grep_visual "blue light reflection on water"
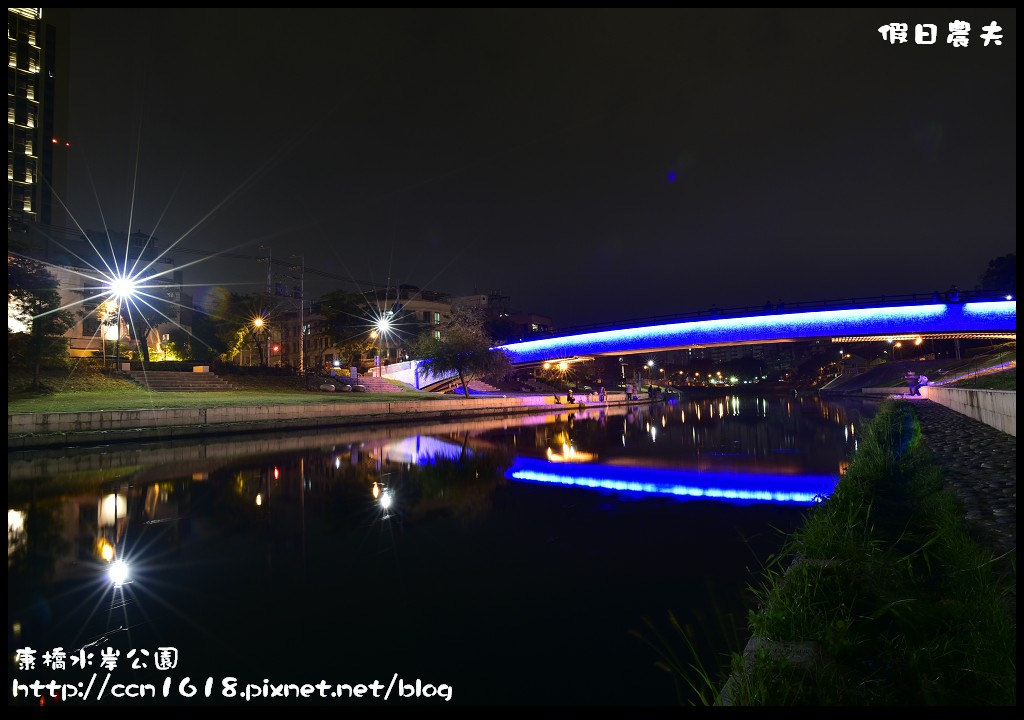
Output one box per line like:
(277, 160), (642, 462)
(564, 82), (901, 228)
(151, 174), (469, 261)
(7, 394), (875, 707)
(506, 457), (835, 506)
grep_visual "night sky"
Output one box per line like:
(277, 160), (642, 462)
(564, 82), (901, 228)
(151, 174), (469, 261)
(62, 9), (1015, 328)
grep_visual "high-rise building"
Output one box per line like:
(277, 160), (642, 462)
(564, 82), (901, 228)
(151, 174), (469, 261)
(8, 8), (70, 231)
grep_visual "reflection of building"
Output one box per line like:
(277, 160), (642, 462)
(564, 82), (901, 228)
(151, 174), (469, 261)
(7, 9), (70, 231)
(8, 483), (190, 585)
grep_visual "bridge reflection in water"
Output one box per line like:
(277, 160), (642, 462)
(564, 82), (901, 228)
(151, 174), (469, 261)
(505, 456), (836, 506)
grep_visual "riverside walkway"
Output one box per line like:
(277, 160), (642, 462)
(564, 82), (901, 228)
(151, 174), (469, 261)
(909, 398), (1016, 614)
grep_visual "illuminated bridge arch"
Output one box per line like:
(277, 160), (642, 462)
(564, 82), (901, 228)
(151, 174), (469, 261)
(496, 300), (1016, 366)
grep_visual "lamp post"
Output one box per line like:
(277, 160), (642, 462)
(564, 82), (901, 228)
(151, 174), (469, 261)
(109, 276), (136, 372)
(287, 254), (305, 373)
(646, 359), (654, 387)
(252, 316), (268, 366)
(372, 315), (392, 377)
(114, 299), (122, 371)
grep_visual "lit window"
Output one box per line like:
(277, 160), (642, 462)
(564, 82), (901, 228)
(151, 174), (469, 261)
(434, 312), (441, 324)
(434, 330), (441, 340)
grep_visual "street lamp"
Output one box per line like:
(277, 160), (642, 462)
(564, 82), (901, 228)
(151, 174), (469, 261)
(646, 359), (654, 386)
(107, 275), (137, 372)
(372, 315), (392, 376)
(251, 316), (268, 366)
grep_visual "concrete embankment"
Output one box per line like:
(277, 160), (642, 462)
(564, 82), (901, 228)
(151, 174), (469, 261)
(8, 393), (645, 450)
(829, 386), (1016, 437)
(920, 386), (1016, 437)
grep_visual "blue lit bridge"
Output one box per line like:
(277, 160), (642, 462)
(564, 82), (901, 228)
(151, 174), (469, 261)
(497, 295), (1016, 366)
(381, 292), (1015, 389)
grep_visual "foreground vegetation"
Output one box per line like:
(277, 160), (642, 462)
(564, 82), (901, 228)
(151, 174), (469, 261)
(707, 400), (1015, 705)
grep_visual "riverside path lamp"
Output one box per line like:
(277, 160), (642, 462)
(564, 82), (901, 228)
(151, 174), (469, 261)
(107, 275), (137, 372)
(251, 316), (268, 366)
(372, 315), (393, 377)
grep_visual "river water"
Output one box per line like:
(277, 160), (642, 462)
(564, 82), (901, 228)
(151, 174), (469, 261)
(8, 394), (877, 706)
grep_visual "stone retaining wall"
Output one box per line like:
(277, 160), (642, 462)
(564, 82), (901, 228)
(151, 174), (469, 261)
(8, 394), (636, 449)
(921, 386), (1016, 436)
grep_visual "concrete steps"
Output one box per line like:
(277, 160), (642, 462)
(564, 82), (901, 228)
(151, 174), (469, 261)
(358, 376), (413, 392)
(129, 370), (237, 392)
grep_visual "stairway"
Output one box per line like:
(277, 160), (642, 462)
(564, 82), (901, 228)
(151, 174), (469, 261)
(357, 376), (413, 392)
(129, 370), (237, 392)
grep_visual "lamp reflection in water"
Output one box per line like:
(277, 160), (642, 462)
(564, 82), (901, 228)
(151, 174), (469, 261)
(108, 559), (130, 587)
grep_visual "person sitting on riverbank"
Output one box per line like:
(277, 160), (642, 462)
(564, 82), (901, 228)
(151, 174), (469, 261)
(911, 374), (929, 396)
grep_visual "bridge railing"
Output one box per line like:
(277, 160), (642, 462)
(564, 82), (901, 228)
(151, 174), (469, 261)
(512, 289), (1013, 343)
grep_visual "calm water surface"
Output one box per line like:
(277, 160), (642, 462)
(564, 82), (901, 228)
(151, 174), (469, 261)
(8, 394), (877, 706)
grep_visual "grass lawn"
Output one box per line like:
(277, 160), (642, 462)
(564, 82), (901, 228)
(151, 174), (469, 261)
(8, 368), (440, 415)
(948, 367), (1016, 391)
(870, 349), (1016, 388)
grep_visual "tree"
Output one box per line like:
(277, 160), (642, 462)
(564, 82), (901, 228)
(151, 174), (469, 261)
(414, 305), (512, 396)
(162, 328), (193, 361)
(8, 256), (76, 390)
(189, 291), (265, 364)
(976, 254), (1016, 296)
(320, 289), (375, 368)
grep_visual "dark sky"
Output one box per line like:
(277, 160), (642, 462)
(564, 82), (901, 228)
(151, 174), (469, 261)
(62, 8), (1016, 328)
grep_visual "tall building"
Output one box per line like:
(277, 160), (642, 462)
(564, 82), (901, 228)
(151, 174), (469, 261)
(8, 8), (70, 231)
